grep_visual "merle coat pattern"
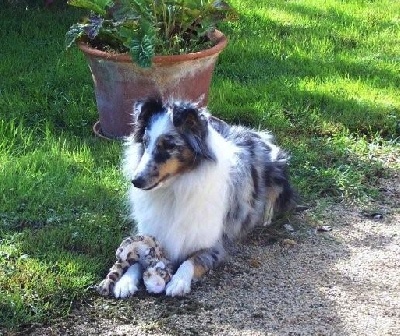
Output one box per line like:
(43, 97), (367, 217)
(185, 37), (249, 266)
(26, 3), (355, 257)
(113, 99), (294, 298)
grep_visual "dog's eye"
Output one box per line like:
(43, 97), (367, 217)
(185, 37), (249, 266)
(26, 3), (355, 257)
(164, 141), (176, 150)
(161, 137), (177, 150)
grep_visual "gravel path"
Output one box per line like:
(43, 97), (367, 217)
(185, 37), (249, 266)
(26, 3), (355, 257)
(15, 173), (400, 336)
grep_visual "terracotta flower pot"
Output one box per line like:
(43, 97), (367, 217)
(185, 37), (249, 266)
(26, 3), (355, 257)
(78, 30), (228, 139)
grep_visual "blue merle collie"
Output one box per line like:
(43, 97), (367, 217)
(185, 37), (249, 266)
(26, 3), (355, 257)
(113, 99), (294, 298)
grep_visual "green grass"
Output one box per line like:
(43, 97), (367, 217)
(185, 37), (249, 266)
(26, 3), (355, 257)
(0, 0), (399, 330)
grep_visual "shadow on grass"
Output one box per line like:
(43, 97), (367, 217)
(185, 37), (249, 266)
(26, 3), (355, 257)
(0, 5), (129, 329)
(0, 128), (132, 329)
(213, 5), (400, 138)
(0, 4), (96, 138)
(208, 4), (400, 206)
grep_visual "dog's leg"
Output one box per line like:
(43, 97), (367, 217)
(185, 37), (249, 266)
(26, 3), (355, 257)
(166, 244), (225, 297)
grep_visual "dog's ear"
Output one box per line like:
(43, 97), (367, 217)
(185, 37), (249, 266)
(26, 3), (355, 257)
(133, 99), (163, 142)
(172, 104), (208, 133)
(134, 99), (163, 124)
(172, 103), (215, 162)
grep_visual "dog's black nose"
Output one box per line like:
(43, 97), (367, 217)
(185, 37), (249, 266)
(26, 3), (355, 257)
(131, 176), (145, 189)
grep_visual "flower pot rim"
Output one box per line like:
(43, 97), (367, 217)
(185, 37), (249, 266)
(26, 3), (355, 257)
(77, 30), (228, 64)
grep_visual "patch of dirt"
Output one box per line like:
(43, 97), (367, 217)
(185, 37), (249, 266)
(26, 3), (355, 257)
(6, 173), (400, 336)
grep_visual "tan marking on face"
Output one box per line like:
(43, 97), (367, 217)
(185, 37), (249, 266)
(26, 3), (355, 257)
(158, 146), (196, 179)
(145, 146), (196, 188)
(158, 157), (185, 180)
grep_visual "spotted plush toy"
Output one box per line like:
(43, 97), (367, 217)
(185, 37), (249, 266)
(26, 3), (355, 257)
(97, 235), (173, 296)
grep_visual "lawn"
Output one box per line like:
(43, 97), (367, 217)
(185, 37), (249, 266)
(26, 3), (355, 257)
(0, 0), (399, 331)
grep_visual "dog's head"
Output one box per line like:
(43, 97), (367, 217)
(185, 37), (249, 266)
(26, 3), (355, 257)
(128, 99), (216, 190)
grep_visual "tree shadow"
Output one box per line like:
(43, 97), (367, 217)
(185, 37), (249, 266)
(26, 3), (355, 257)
(212, 5), (400, 138)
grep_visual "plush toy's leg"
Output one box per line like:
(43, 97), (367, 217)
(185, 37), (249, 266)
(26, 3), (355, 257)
(97, 259), (130, 296)
(97, 235), (142, 297)
(166, 243), (225, 297)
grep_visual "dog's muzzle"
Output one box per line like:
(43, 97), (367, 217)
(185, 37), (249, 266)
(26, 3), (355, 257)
(131, 176), (161, 191)
(131, 176), (146, 189)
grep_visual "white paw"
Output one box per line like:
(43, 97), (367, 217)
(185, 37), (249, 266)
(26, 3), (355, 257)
(165, 260), (194, 297)
(113, 264), (141, 299)
(114, 279), (138, 298)
(165, 275), (191, 296)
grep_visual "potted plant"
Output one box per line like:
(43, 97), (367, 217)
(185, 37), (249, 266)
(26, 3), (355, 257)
(66, 0), (235, 139)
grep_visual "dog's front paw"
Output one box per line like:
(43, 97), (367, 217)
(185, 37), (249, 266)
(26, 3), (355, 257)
(114, 278), (138, 298)
(165, 260), (194, 297)
(165, 275), (191, 296)
(113, 264), (141, 299)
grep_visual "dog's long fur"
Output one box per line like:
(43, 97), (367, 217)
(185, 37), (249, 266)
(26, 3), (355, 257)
(113, 99), (294, 298)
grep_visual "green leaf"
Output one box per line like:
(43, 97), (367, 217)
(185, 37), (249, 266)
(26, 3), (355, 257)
(130, 33), (154, 68)
(65, 23), (87, 49)
(124, 20), (155, 68)
(128, 0), (154, 22)
(67, 0), (112, 15)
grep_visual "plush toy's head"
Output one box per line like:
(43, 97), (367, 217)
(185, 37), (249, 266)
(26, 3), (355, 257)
(143, 261), (172, 294)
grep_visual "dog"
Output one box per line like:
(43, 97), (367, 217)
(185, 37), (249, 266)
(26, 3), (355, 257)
(113, 99), (295, 298)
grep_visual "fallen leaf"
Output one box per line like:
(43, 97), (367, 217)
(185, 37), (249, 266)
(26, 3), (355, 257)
(249, 258), (261, 268)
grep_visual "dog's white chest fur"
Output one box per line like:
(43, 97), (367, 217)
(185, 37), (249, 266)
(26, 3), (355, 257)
(127, 129), (236, 262)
